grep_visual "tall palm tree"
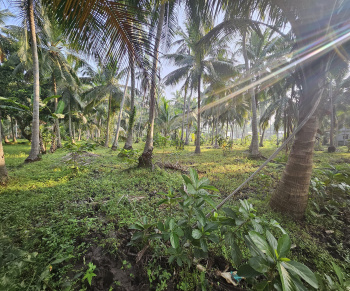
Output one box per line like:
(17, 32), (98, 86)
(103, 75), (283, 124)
(21, 0), (41, 162)
(138, 1), (166, 167)
(207, 0), (350, 218)
(164, 20), (236, 153)
(82, 64), (124, 147)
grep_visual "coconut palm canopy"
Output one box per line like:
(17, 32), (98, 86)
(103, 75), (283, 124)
(1, 1), (350, 290)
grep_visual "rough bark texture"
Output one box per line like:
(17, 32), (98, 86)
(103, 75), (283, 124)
(270, 116), (318, 218)
(195, 75), (201, 154)
(112, 70), (130, 150)
(138, 3), (165, 167)
(0, 113), (8, 184)
(124, 59), (135, 150)
(25, 0), (41, 162)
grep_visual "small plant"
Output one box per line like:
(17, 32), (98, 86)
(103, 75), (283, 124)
(82, 262), (97, 286)
(64, 139), (97, 170)
(129, 169), (319, 290)
(321, 262), (350, 290)
(118, 148), (140, 164)
(236, 230), (318, 290)
(154, 133), (169, 147)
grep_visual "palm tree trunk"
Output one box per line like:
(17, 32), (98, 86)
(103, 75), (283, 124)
(124, 59), (135, 150)
(53, 74), (62, 148)
(15, 119), (18, 139)
(259, 127), (265, 147)
(10, 116), (16, 143)
(0, 112), (8, 184)
(242, 31), (259, 157)
(50, 73), (60, 152)
(195, 74), (201, 154)
(139, 2), (166, 167)
(181, 86), (187, 142)
(328, 80), (335, 151)
(25, 0), (41, 162)
(104, 95), (112, 147)
(68, 101), (74, 142)
(185, 93), (191, 145)
(112, 69), (130, 150)
(270, 56), (327, 219)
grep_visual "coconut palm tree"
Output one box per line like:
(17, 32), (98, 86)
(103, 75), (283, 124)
(164, 19), (236, 154)
(207, 0), (350, 218)
(138, 1), (166, 167)
(82, 63), (125, 147)
(16, 0), (41, 162)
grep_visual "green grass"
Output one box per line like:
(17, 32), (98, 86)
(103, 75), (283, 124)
(1, 139), (349, 289)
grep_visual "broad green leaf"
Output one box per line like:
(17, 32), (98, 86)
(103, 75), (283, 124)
(252, 220), (264, 234)
(43, 95), (62, 104)
(255, 280), (269, 291)
(182, 174), (192, 186)
(290, 274), (308, 291)
(331, 262), (344, 283)
(266, 230), (278, 252)
(169, 219), (176, 230)
(200, 238), (208, 253)
(277, 262), (294, 291)
(277, 234), (291, 258)
(189, 168), (199, 188)
(249, 256), (270, 273)
(204, 222), (218, 232)
(207, 234), (219, 244)
(222, 207), (238, 219)
(230, 241), (243, 266)
(170, 233), (179, 249)
(129, 223), (144, 230)
(194, 208), (206, 227)
(200, 185), (219, 192)
(249, 231), (274, 258)
(192, 229), (202, 240)
(283, 261), (318, 289)
(237, 264), (261, 278)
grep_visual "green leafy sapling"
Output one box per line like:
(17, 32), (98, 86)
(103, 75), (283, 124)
(82, 262), (97, 286)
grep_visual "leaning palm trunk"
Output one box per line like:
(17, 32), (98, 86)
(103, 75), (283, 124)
(242, 31), (259, 157)
(0, 112), (8, 184)
(111, 69), (130, 150)
(25, 0), (41, 162)
(259, 127), (265, 147)
(138, 3), (165, 167)
(124, 59), (135, 150)
(195, 74), (201, 154)
(270, 55), (327, 219)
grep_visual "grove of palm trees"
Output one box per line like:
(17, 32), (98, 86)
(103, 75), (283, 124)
(1, 0), (350, 290)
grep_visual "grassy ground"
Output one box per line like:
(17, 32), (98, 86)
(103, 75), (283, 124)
(1, 139), (349, 290)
